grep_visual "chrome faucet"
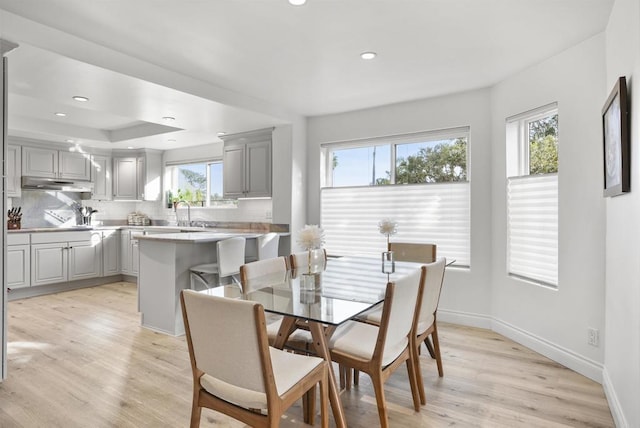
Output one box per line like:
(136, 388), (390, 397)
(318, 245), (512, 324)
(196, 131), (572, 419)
(174, 200), (191, 227)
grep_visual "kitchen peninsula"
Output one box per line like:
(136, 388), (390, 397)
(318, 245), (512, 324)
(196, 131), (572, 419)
(137, 230), (285, 336)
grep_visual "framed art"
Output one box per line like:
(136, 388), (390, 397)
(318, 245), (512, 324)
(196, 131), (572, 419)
(602, 76), (630, 197)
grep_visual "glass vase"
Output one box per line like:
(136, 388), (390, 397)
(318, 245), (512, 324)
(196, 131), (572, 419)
(382, 250), (395, 274)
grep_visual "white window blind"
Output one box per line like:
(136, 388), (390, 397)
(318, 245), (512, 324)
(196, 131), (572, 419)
(321, 182), (470, 266)
(507, 174), (558, 286)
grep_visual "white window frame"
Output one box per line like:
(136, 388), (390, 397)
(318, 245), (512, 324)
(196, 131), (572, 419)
(320, 127), (471, 267)
(506, 103), (558, 288)
(321, 126), (470, 187)
(164, 159), (235, 208)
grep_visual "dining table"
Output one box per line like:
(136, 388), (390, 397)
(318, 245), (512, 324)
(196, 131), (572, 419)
(200, 255), (424, 428)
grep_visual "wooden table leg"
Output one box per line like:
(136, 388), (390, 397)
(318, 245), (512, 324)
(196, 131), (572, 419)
(272, 316), (297, 350)
(308, 321), (347, 428)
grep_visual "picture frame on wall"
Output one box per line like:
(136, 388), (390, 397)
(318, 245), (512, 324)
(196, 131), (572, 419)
(602, 76), (630, 197)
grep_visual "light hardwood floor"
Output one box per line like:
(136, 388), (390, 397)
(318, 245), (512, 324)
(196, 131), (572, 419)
(1, 282), (614, 428)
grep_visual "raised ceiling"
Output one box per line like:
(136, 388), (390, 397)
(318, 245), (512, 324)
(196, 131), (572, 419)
(0, 0), (614, 150)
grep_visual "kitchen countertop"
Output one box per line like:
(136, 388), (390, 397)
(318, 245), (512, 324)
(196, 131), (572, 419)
(8, 225), (290, 235)
(136, 231), (264, 243)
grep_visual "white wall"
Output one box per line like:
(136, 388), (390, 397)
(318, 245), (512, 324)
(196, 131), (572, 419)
(307, 89), (494, 325)
(603, 0), (640, 426)
(490, 35), (607, 381)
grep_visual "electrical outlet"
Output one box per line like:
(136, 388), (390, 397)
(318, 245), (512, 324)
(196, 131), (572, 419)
(265, 210), (272, 219)
(587, 328), (599, 347)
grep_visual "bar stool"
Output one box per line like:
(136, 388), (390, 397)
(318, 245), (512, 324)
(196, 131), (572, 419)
(257, 232), (280, 260)
(189, 237), (246, 290)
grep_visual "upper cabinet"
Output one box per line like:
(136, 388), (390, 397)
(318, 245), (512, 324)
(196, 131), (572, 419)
(222, 128), (272, 199)
(91, 154), (112, 200)
(112, 150), (161, 201)
(7, 145), (21, 197)
(22, 146), (91, 181)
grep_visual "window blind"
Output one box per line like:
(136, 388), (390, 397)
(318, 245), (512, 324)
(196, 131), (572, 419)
(507, 174), (558, 286)
(320, 182), (470, 266)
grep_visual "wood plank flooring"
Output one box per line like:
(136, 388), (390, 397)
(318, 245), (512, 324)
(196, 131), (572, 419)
(0, 282), (614, 427)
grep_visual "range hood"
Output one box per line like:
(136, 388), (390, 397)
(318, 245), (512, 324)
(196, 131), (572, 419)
(21, 176), (94, 192)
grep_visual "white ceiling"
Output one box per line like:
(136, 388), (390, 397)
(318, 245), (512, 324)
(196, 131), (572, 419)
(0, 0), (614, 150)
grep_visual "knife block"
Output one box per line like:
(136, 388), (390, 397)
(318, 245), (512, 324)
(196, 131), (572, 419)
(7, 221), (21, 230)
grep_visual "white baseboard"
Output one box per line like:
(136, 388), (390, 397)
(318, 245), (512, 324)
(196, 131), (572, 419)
(438, 309), (603, 383)
(437, 308), (492, 329)
(492, 317), (603, 383)
(602, 368), (628, 428)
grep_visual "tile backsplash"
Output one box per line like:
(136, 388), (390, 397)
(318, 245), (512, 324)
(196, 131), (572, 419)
(10, 190), (83, 228)
(10, 191), (274, 227)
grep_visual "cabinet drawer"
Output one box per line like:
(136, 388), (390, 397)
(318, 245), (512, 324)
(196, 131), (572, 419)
(8, 233), (30, 246)
(31, 231), (92, 244)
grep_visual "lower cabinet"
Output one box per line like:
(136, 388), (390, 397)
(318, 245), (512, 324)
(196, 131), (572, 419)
(102, 230), (120, 276)
(30, 231), (102, 287)
(7, 244), (30, 289)
(120, 230), (131, 274)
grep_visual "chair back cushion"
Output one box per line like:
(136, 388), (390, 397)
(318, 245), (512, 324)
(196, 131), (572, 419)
(257, 233), (280, 260)
(181, 290), (266, 395)
(380, 268), (423, 361)
(217, 237), (247, 277)
(417, 257), (446, 333)
(389, 242), (436, 263)
(240, 256), (288, 293)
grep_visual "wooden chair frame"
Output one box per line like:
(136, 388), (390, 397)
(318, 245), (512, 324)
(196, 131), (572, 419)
(330, 270), (425, 428)
(180, 291), (329, 427)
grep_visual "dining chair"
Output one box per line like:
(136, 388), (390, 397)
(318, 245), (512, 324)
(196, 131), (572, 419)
(190, 237), (246, 290)
(353, 258), (447, 402)
(180, 289), (329, 428)
(388, 242), (436, 263)
(240, 257), (314, 353)
(410, 257), (447, 404)
(290, 248), (327, 274)
(328, 267), (425, 427)
(257, 232), (280, 260)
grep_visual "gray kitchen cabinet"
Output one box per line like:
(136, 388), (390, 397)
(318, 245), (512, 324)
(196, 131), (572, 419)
(222, 129), (272, 199)
(7, 233), (30, 289)
(102, 229), (120, 276)
(22, 146), (57, 178)
(22, 146), (91, 180)
(68, 232), (102, 281)
(130, 235), (140, 276)
(112, 150), (161, 201)
(91, 155), (112, 200)
(59, 151), (92, 180)
(7, 244), (30, 289)
(113, 157), (138, 200)
(31, 242), (67, 286)
(6, 145), (21, 197)
(30, 231), (101, 286)
(119, 229), (130, 274)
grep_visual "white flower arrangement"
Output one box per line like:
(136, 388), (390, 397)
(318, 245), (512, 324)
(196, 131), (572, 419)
(297, 224), (325, 250)
(378, 218), (398, 247)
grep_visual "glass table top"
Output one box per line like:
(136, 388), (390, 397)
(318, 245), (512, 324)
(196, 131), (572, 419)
(200, 255), (423, 326)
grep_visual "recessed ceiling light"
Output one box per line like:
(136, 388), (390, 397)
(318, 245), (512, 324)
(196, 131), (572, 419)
(54, 112), (67, 117)
(162, 116), (176, 121)
(289, 0), (306, 5)
(167, 139), (176, 143)
(65, 139), (74, 143)
(127, 146), (134, 150)
(72, 96), (89, 102)
(217, 132), (226, 137)
(360, 51), (377, 60)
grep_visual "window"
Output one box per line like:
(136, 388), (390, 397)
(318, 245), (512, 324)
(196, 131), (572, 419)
(506, 104), (558, 287)
(321, 127), (470, 267)
(165, 161), (236, 207)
